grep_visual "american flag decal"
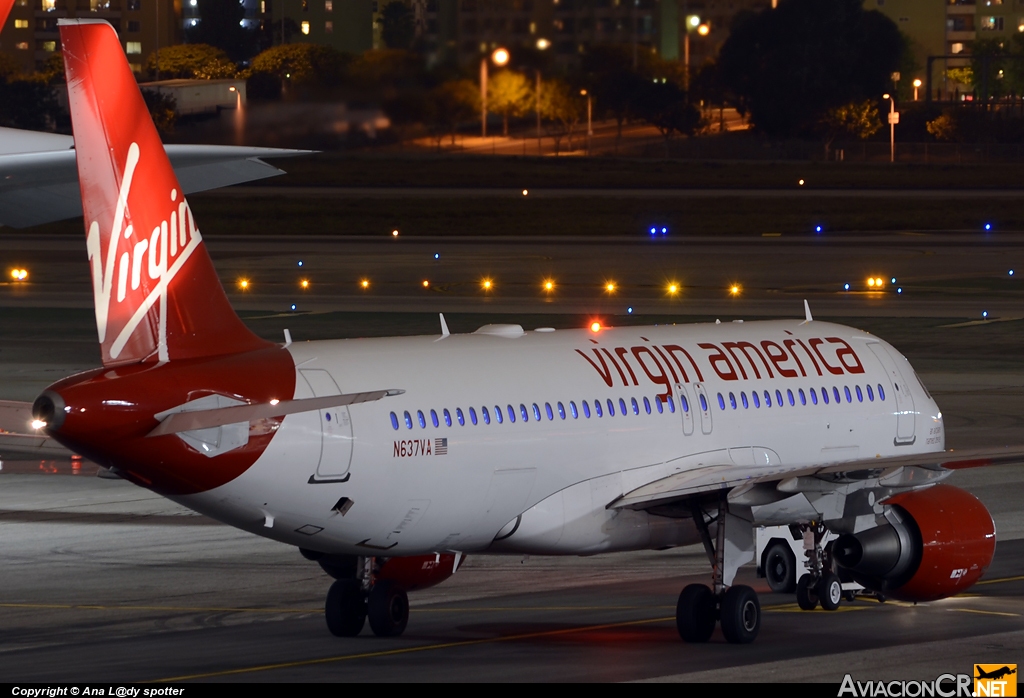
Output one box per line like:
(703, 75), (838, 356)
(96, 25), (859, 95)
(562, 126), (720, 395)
(435, 438), (448, 455)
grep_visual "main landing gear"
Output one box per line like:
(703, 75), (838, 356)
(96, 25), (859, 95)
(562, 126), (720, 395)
(794, 523), (844, 612)
(304, 551), (410, 638)
(679, 494), (761, 644)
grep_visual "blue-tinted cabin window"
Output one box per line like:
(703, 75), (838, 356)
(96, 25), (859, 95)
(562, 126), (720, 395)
(776, 390), (784, 407)
(390, 412), (399, 430)
(557, 402), (566, 419)
(878, 384), (886, 400)
(482, 406), (490, 424)
(741, 392), (749, 409)
(680, 395), (688, 412)
(810, 388), (818, 405)
(417, 410), (426, 428)
(570, 401), (578, 419)
(494, 406), (503, 424)
(821, 387), (829, 404)
(469, 407), (478, 425)
(855, 385), (863, 402)
(764, 390), (771, 407)
(643, 397), (651, 414)
(430, 409), (439, 427)
(533, 403), (542, 421)
(507, 405), (516, 423)
(798, 389), (806, 406)
(583, 400), (592, 418)
(456, 408), (466, 426)
(620, 398), (628, 415)
(833, 387), (841, 403)
(752, 391), (760, 408)
(787, 389), (795, 406)
(729, 392), (737, 409)
(404, 411), (413, 429)
(656, 397), (664, 413)
(595, 400), (603, 417)
(699, 394), (707, 412)
(844, 386), (852, 403)
(607, 399), (615, 416)
(444, 408), (452, 427)
(667, 395), (676, 413)
(520, 404), (529, 422)
(717, 393), (726, 410)
(867, 385), (874, 401)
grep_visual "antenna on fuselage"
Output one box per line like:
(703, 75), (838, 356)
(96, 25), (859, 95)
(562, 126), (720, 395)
(802, 300), (813, 324)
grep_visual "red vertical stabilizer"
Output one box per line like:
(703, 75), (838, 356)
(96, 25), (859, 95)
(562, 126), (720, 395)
(0, 0), (15, 31)
(59, 19), (271, 367)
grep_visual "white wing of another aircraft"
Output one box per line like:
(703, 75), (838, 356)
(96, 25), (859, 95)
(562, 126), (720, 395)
(0, 127), (310, 228)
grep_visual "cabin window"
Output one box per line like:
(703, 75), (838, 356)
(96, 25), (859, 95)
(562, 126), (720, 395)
(457, 408), (466, 426)
(656, 396), (664, 413)
(570, 401), (579, 418)
(763, 390), (772, 407)
(482, 406), (491, 424)
(867, 385), (874, 401)
(631, 397), (639, 415)
(787, 389), (795, 406)
(583, 400), (592, 418)
(752, 391), (760, 408)
(533, 403), (542, 421)
(729, 392), (737, 410)
(833, 387), (841, 403)
(595, 400), (603, 417)
(741, 392), (749, 409)
(844, 386), (852, 403)
(679, 395), (688, 412)
(494, 406), (503, 423)
(557, 402), (566, 419)
(605, 399), (614, 416)
(545, 403), (554, 420)
(417, 410), (426, 428)
(798, 389), (806, 406)
(430, 409), (439, 427)
(821, 387), (829, 404)
(620, 398), (629, 415)
(643, 396), (652, 414)
(390, 412), (399, 430)
(855, 385), (863, 402)
(667, 395), (676, 413)
(404, 411), (413, 429)
(444, 408), (453, 427)
(520, 404), (529, 422)
(776, 390), (784, 407)
(717, 393), (726, 410)
(878, 384), (886, 400)
(699, 394), (707, 412)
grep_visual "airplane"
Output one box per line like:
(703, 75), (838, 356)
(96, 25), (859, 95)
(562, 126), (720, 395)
(27, 18), (1024, 644)
(975, 667), (1017, 681)
(0, 0), (306, 229)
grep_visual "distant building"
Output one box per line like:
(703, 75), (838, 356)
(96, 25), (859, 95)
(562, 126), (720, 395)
(268, 0), (374, 54)
(0, 0), (181, 74)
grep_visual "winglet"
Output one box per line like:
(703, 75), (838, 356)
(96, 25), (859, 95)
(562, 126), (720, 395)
(802, 299), (813, 324)
(439, 313), (450, 338)
(283, 329), (292, 347)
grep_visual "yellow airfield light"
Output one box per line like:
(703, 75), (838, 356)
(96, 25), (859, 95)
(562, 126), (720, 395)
(605, 281), (617, 293)
(666, 282), (680, 296)
(543, 279), (555, 292)
(481, 278), (493, 291)
(522, 189), (529, 196)
(300, 279), (310, 289)
(798, 179), (805, 186)
(729, 284), (741, 296)
(10, 268), (28, 281)
(867, 277), (885, 289)
(391, 229), (399, 237)
(422, 280), (430, 288)
(237, 278), (250, 291)
(360, 279), (370, 289)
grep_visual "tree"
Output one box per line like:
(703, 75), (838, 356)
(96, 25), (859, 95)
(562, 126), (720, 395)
(581, 44), (646, 148)
(185, 0), (258, 63)
(718, 0), (904, 138)
(0, 75), (62, 130)
(140, 89), (177, 136)
(926, 112), (959, 142)
(347, 49), (426, 101)
(146, 45), (237, 80)
(249, 43), (348, 95)
(377, 1), (416, 50)
(488, 70), (531, 136)
(0, 53), (22, 82)
(820, 99), (881, 159)
(538, 78), (583, 155)
(970, 39), (1008, 102)
(426, 79), (478, 147)
(635, 80), (704, 156)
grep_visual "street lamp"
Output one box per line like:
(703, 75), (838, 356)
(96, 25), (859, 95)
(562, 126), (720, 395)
(684, 15), (701, 90)
(882, 93), (899, 163)
(580, 89), (592, 154)
(913, 78), (922, 101)
(481, 47), (509, 138)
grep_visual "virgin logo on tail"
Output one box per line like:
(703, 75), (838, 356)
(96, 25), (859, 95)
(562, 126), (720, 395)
(87, 142), (202, 363)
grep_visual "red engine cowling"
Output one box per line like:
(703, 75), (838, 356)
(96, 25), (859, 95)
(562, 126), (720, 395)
(376, 554), (464, 592)
(834, 484), (995, 602)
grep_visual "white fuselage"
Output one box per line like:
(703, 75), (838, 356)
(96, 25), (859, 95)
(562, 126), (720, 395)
(174, 319), (943, 557)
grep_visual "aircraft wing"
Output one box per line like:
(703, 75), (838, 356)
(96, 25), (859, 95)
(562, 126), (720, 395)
(0, 130), (311, 228)
(0, 399), (72, 458)
(610, 445), (1024, 511)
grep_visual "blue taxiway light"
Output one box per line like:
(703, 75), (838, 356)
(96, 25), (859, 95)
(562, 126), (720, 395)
(844, 283), (850, 290)
(627, 307), (633, 314)
(1010, 270), (1015, 276)
(891, 277), (896, 284)
(815, 225), (822, 233)
(297, 261), (303, 267)
(433, 253), (440, 260)
(983, 311), (989, 318)
(661, 227), (667, 234)
(897, 287), (902, 294)
(985, 223), (993, 231)
(291, 304), (297, 311)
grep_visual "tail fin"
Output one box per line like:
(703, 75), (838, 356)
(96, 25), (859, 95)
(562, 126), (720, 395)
(59, 19), (270, 367)
(1, 0), (15, 34)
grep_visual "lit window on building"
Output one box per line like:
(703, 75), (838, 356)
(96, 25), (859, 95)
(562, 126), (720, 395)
(302, 0), (309, 11)
(261, 1), (266, 12)
(129, 63), (142, 74)
(14, 19), (28, 28)
(15, 42), (29, 50)
(16, 0), (28, 6)
(41, 0), (56, 10)
(301, 21), (310, 35)
(128, 0), (141, 10)
(951, 42), (964, 53)
(91, 0), (112, 10)
(325, 21), (333, 33)
(41, 40), (56, 52)
(126, 41), (142, 54)
(980, 16), (1004, 30)
(325, 0), (332, 10)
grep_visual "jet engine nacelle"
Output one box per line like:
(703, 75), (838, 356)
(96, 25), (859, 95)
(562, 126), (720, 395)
(834, 484), (995, 602)
(376, 554), (464, 592)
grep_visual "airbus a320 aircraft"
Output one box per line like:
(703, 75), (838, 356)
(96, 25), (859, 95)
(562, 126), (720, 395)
(30, 19), (1024, 644)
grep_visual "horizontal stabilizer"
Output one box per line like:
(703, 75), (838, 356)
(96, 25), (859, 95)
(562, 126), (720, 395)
(148, 389), (401, 437)
(611, 445), (1024, 511)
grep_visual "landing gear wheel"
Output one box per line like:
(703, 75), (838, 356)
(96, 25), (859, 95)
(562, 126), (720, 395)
(719, 585), (760, 644)
(367, 581), (409, 637)
(763, 542), (797, 594)
(325, 579), (366, 637)
(676, 584), (717, 643)
(796, 574), (819, 611)
(818, 572), (843, 611)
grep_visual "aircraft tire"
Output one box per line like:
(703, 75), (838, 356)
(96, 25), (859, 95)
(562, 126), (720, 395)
(818, 572), (843, 611)
(719, 585), (760, 644)
(325, 579), (366, 637)
(763, 541), (797, 594)
(796, 574), (819, 611)
(676, 583), (717, 643)
(367, 581), (409, 637)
